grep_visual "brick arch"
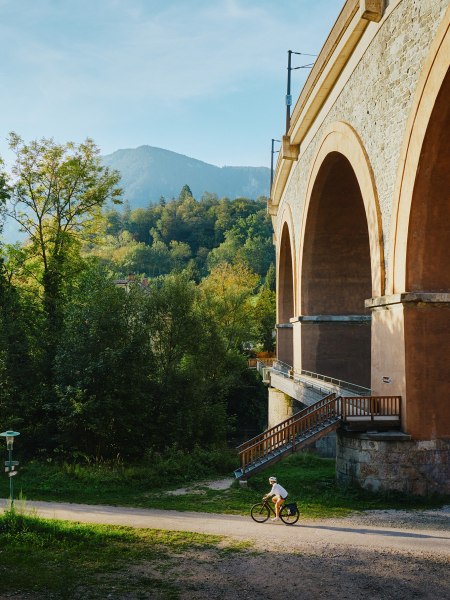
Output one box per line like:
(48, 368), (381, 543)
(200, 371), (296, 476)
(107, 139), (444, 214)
(276, 208), (296, 366)
(389, 10), (450, 294)
(386, 12), (450, 440)
(296, 122), (381, 387)
(299, 121), (384, 308)
(276, 205), (296, 318)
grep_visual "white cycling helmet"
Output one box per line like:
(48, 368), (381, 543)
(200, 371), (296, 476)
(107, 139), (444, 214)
(269, 476), (277, 483)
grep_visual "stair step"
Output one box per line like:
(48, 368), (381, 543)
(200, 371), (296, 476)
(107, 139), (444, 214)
(237, 405), (341, 477)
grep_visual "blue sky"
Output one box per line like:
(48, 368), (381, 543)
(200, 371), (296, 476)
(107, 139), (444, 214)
(0, 0), (341, 168)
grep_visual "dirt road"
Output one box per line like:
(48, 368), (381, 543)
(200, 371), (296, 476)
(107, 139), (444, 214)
(8, 499), (450, 556)
(3, 499), (450, 599)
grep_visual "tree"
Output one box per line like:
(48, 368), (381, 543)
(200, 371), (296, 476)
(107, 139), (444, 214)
(169, 240), (192, 270)
(200, 263), (258, 352)
(54, 264), (157, 457)
(6, 134), (122, 367)
(144, 272), (228, 448)
(252, 286), (276, 352)
(0, 250), (44, 447)
(178, 184), (193, 201)
(207, 203), (274, 276)
(0, 158), (9, 227)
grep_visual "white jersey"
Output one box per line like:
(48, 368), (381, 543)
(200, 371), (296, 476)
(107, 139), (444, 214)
(269, 483), (288, 499)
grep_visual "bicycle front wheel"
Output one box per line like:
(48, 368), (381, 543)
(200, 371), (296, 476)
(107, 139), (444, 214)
(251, 502), (270, 523)
(280, 505), (299, 525)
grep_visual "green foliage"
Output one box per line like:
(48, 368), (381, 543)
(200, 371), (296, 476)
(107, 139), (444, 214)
(13, 447), (238, 504)
(4, 134), (122, 384)
(200, 262), (258, 352)
(178, 183), (193, 201)
(93, 195), (274, 280)
(12, 452), (448, 518)
(0, 158), (9, 227)
(50, 267), (231, 457)
(0, 252), (46, 446)
(252, 286), (276, 352)
(1, 137), (274, 463)
(53, 264), (154, 456)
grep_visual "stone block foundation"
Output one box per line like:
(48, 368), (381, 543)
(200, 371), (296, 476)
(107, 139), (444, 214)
(336, 429), (450, 495)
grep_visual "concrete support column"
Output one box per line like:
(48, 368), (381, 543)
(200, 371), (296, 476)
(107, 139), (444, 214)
(276, 323), (293, 366)
(268, 387), (295, 429)
(369, 300), (406, 402)
(367, 293), (450, 439)
(292, 319), (302, 374)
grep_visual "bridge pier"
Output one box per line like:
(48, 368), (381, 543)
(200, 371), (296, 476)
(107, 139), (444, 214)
(268, 385), (337, 458)
(336, 430), (450, 495)
(268, 387), (297, 429)
(369, 294), (450, 441)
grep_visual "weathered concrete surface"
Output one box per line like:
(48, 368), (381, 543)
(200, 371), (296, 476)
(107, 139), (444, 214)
(337, 430), (450, 495)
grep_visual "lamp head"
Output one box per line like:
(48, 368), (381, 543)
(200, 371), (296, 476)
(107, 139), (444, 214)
(0, 430), (20, 449)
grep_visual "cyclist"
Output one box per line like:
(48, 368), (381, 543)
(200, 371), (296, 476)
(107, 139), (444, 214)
(264, 476), (288, 521)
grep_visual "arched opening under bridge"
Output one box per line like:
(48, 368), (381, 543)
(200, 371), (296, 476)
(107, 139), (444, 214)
(277, 222), (294, 366)
(301, 152), (371, 387)
(403, 68), (450, 439)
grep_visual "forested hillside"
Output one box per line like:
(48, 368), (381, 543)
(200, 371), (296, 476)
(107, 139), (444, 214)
(102, 145), (270, 206)
(89, 185), (274, 281)
(0, 136), (274, 462)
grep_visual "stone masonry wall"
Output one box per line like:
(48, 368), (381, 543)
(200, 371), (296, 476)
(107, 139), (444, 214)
(336, 430), (450, 495)
(279, 0), (448, 286)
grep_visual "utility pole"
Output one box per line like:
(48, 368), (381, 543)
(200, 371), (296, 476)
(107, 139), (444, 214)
(270, 139), (281, 194)
(285, 51), (316, 134)
(286, 50), (293, 134)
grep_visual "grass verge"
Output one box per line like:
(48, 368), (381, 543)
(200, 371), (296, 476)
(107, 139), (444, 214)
(8, 452), (449, 519)
(0, 510), (244, 599)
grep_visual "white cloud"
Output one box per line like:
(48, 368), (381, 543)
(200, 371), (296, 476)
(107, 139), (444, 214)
(0, 0), (341, 163)
(1, 0), (333, 104)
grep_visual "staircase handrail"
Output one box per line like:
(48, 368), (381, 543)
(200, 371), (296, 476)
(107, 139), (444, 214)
(271, 363), (372, 396)
(238, 395), (402, 473)
(239, 395), (340, 468)
(236, 393), (336, 452)
(299, 370), (372, 395)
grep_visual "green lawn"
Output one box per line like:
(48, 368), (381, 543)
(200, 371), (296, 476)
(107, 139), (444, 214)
(7, 452), (449, 519)
(0, 510), (238, 599)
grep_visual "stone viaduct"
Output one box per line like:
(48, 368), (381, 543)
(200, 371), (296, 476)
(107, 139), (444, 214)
(268, 0), (449, 494)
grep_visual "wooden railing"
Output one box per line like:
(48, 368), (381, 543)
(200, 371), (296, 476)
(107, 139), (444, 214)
(238, 394), (339, 469)
(248, 357), (276, 369)
(237, 393), (336, 454)
(341, 396), (401, 420)
(237, 395), (401, 472)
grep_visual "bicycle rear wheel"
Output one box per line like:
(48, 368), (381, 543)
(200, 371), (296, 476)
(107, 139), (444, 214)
(280, 505), (300, 525)
(251, 502), (270, 523)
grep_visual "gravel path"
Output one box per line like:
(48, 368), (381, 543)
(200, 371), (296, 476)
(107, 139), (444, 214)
(4, 499), (449, 554)
(3, 499), (449, 599)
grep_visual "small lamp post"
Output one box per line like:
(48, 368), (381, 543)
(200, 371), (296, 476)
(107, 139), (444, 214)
(0, 430), (20, 509)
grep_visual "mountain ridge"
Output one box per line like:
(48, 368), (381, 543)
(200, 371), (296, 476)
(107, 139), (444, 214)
(102, 145), (270, 207)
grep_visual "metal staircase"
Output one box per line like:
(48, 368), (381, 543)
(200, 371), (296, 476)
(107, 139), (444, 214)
(234, 393), (401, 479)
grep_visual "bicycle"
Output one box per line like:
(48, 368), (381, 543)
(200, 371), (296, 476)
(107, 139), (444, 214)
(250, 496), (300, 525)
